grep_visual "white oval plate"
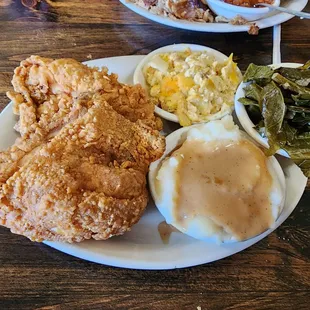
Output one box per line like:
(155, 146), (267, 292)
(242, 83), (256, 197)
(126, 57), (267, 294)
(119, 0), (308, 33)
(0, 55), (307, 270)
(234, 62), (301, 157)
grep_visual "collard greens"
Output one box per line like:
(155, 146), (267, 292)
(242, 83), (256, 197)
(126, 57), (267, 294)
(277, 67), (310, 87)
(261, 82), (286, 155)
(243, 83), (262, 108)
(243, 63), (274, 86)
(239, 61), (310, 177)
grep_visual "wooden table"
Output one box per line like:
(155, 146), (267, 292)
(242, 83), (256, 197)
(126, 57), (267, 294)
(0, 1), (309, 309)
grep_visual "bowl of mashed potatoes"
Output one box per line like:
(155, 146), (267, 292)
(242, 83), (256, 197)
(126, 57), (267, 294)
(149, 116), (286, 243)
(133, 44), (242, 127)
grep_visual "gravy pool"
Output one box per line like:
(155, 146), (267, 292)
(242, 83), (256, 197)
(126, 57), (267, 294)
(170, 139), (273, 241)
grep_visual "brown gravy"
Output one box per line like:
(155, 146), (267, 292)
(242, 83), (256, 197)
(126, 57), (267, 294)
(172, 139), (273, 241)
(158, 221), (180, 244)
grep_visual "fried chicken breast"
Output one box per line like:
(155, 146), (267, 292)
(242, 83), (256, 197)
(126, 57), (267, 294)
(0, 57), (165, 243)
(8, 55), (162, 137)
(2, 56), (162, 186)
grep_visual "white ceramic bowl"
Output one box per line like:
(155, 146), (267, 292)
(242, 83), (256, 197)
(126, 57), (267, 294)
(205, 0), (280, 22)
(133, 43), (238, 124)
(234, 62), (302, 158)
(149, 123), (286, 243)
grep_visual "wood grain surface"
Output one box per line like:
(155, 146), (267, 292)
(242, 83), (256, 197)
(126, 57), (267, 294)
(0, 1), (309, 309)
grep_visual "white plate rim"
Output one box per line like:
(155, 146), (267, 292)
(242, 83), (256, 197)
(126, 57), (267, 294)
(119, 0), (308, 33)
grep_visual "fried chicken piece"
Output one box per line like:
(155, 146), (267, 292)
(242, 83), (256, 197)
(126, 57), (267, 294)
(0, 93), (91, 186)
(0, 97), (165, 242)
(7, 55), (162, 139)
(1, 56), (162, 188)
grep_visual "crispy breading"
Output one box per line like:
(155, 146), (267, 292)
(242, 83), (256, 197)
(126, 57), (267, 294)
(7, 55), (162, 138)
(0, 57), (165, 243)
(0, 99), (165, 242)
(1, 55), (162, 188)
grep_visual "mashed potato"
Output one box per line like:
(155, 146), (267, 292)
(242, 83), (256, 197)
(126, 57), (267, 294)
(144, 49), (242, 126)
(155, 116), (285, 243)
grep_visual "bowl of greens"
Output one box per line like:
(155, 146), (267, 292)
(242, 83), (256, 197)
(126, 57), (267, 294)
(235, 61), (310, 177)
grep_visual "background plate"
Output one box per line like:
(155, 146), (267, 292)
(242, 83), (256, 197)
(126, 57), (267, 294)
(0, 55), (307, 269)
(120, 0), (308, 33)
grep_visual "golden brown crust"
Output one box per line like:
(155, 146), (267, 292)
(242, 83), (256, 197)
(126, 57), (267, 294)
(7, 55), (162, 137)
(0, 57), (165, 243)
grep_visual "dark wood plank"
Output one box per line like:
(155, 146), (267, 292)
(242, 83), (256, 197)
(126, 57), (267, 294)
(8, 292), (310, 310)
(0, 1), (309, 309)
